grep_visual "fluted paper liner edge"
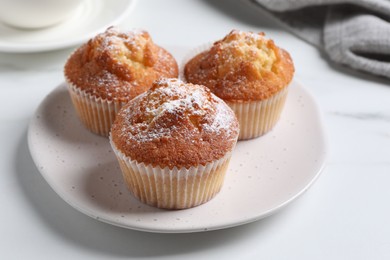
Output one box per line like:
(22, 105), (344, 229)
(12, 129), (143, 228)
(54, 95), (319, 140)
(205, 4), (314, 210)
(227, 88), (289, 140)
(65, 77), (126, 137)
(110, 138), (233, 209)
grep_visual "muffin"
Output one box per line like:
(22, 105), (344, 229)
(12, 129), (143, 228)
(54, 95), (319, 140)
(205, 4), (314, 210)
(184, 30), (294, 140)
(64, 27), (179, 136)
(110, 78), (239, 209)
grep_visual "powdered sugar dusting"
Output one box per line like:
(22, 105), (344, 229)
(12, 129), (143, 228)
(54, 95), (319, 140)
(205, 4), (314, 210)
(117, 78), (237, 143)
(145, 80), (207, 117)
(94, 27), (147, 55)
(214, 30), (276, 72)
(65, 27), (179, 102)
(203, 97), (235, 134)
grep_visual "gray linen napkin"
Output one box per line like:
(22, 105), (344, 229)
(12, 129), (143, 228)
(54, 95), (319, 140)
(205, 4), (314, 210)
(250, 0), (390, 79)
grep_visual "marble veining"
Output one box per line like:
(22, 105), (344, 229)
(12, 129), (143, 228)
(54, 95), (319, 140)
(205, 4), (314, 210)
(331, 111), (390, 122)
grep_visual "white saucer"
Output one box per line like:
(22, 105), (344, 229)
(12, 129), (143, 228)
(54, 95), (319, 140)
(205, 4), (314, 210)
(0, 0), (137, 53)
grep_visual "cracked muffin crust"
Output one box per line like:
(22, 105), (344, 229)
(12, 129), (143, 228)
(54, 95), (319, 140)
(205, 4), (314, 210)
(64, 27), (178, 136)
(184, 30), (295, 140)
(65, 27), (178, 102)
(110, 78), (239, 169)
(184, 30), (294, 102)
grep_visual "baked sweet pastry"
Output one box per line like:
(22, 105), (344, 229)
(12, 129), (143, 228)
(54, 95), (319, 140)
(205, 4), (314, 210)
(184, 30), (294, 140)
(110, 78), (239, 209)
(64, 27), (179, 136)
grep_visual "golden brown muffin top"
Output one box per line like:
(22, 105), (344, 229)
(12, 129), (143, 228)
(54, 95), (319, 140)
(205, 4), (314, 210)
(64, 27), (178, 102)
(110, 78), (239, 169)
(184, 30), (294, 102)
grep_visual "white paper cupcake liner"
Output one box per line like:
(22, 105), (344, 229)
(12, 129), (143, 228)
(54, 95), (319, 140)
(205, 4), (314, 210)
(181, 42), (290, 140)
(110, 139), (233, 209)
(65, 78), (126, 137)
(227, 87), (289, 140)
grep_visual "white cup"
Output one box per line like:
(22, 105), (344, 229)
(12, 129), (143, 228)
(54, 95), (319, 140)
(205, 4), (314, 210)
(0, 0), (84, 29)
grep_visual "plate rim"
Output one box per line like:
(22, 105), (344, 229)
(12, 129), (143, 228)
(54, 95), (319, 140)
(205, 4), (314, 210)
(27, 80), (328, 233)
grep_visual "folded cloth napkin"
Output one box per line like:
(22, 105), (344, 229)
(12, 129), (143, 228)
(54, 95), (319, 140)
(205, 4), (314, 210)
(250, 0), (390, 79)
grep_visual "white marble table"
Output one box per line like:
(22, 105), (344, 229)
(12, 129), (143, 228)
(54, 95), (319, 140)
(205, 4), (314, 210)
(1, 0), (389, 259)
